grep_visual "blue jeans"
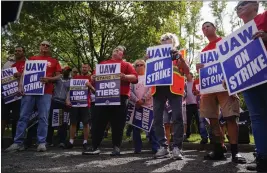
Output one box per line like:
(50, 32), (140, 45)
(243, 83), (267, 157)
(14, 94), (52, 144)
(153, 86), (183, 149)
(199, 111), (209, 139)
(133, 126), (159, 152)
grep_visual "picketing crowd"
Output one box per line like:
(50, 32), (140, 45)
(1, 1), (267, 172)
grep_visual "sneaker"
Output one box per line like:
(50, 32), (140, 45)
(83, 143), (90, 151)
(154, 146), (169, 159)
(5, 143), (25, 152)
(58, 143), (65, 148)
(82, 147), (100, 155)
(172, 147), (183, 160)
(64, 141), (74, 149)
(232, 153), (246, 164)
(110, 146), (121, 156)
(200, 138), (208, 144)
(37, 143), (47, 152)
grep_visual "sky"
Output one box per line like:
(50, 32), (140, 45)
(200, 1), (265, 36)
(189, 1), (266, 69)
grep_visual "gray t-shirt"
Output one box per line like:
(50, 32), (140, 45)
(52, 77), (71, 103)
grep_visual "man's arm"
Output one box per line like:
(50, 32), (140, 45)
(18, 72), (25, 95)
(178, 58), (190, 75)
(121, 63), (138, 84)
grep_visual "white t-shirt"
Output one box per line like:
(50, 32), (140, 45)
(186, 81), (197, 105)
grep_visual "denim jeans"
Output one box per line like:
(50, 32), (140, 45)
(243, 83), (267, 157)
(153, 86), (184, 149)
(198, 111), (209, 139)
(14, 94), (52, 144)
(132, 126), (159, 152)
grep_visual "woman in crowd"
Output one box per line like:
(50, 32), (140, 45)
(152, 33), (189, 160)
(129, 59), (159, 154)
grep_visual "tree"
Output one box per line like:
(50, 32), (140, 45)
(2, 1), (194, 72)
(184, 1), (203, 68)
(209, 0), (227, 37)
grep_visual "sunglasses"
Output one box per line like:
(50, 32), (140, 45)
(73, 71), (78, 73)
(135, 64), (144, 67)
(235, 1), (257, 11)
(41, 44), (50, 47)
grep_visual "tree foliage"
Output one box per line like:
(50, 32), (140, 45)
(209, 0), (227, 37)
(2, 1), (200, 72)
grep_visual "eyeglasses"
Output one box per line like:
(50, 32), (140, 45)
(135, 64), (144, 67)
(73, 71), (78, 73)
(235, 1), (257, 11)
(41, 44), (50, 47)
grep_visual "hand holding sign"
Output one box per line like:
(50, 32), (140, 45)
(135, 100), (144, 109)
(252, 30), (267, 42)
(40, 77), (50, 84)
(120, 73), (126, 81)
(196, 63), (204, 72)
(91, 74), (96, 82)
(14, 72), (22, 78)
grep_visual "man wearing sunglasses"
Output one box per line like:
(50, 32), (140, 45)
(5, 41), (62, 152)
(235, 1), (267, 171)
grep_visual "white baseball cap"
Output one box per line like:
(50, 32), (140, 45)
(40, 40), (51, 46)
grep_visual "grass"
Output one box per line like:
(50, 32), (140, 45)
(3, 127), (255, 145)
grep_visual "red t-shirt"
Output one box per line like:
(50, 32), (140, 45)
(201, 37), (222, 52)
(29, 56), (62, 95)
(73, 74), (91, 107)
(254, 11), (267, 48)
(11, 59), (26, 73)
(94, 59), (138, 97)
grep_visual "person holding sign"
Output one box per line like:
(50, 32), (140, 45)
(6, 41), (62, 152)
(1, 46), (25, 140)
(129, 59), (159, 154)
(196, 22), (245, 163)
(84, 46), (138, 156)
(235, 2), (267, 171)
(46, 66), (72, 148)
(151, 33), (189, 160)
(65, 64), (95, 151)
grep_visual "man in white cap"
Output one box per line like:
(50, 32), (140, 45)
(5, 41), (62, 152)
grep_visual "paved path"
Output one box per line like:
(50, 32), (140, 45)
(2, 147), (255, 172)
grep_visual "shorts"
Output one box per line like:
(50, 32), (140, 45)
(1, 99), (21, 121)
(200, 91), (240, 119)
(70, 107), (90, 125)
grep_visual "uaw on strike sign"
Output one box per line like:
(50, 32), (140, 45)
(95, 63), (121, 106)
(1, 67), (22, 104)
(145, 44), (173, 86)
(23, 60), (47, 95)
(126, 101), (153, 132)
(199, 50), (226, 94)
(217, 20), (267, 95)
